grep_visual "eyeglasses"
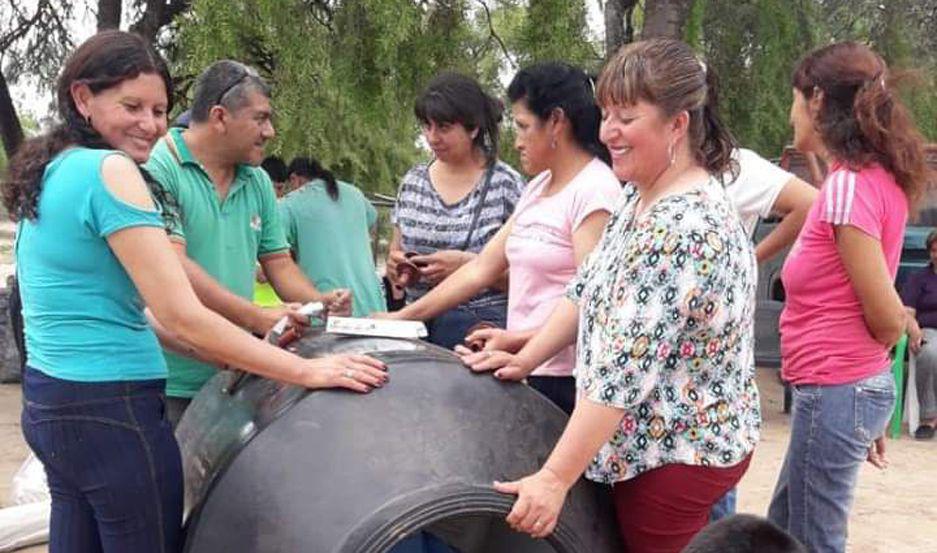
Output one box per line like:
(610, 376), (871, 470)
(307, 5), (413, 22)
(213, 63), (259, 108)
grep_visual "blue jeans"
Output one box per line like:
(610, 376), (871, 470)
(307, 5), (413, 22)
(709, 488), (737, 522)
(20, 367), (183, 553)
(767, 370), (895, 553)
(426, 303), (507, 350)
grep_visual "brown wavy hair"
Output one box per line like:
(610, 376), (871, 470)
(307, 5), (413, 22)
(792, 42), (932, 208)
(596, 38), (738, 181)
(3, 31), (175, 223)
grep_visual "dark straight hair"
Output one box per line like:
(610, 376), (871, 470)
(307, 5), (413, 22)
(414, 72), (503, 165)
(289, 156), (339, 200)
(3, 30), (175, 223)
(507, 62), (611, 166)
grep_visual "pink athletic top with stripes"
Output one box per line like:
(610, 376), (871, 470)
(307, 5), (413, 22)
(780, 162), (908, 385)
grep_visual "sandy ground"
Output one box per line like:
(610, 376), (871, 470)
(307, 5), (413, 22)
(1, 368), (935, 552)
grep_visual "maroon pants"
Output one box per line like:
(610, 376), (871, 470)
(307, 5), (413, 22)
(612, 455), (752, 553)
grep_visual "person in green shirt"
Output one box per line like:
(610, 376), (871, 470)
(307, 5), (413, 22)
(279, 157), (386, 317)
(145, 60), (352, 425)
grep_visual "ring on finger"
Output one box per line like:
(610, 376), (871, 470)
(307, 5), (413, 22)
(343, 369), (355, 379)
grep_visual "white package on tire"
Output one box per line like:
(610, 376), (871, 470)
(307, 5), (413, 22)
(0, 501), (50, 552)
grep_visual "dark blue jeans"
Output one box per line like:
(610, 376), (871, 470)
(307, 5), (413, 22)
(20, 367), (183, 553)
(426, 303), (507, 350)
(527, 375), (576, 415)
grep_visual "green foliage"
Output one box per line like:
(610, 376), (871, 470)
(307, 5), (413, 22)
(699, 0), (815, 158)
(174, 0), (601, 193)
(516, 0), (597, 68)
(696, 0), (937, 160)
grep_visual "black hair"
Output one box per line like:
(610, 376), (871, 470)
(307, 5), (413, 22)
(3, 30), (178, 227)
(683, 514), (806, 553)
(507, 62), (610, 165)
(261, 156), (288, 183)
(288, 156), (339, 200)
(414, 72), (503, 165)
(927, 228), (937, 251)
(189, 60), (271, 124)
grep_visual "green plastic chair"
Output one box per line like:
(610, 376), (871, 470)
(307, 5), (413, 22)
(253, 281), (282, 308)
(888, 334), (908, 439)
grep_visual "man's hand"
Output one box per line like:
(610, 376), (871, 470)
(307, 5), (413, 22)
(253, 302), (310, 335)
(910, 325), (925, 355)
(323, 288), (352, 317)
(412, 250), (471, 286)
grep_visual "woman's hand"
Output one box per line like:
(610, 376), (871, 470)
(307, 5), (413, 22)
(464, 327), (525, 353)
(413, 250), (471, 285)
(493, 468), (571, 539)
(301, 354), (388, 393)
(453, 346), (534, 381)
(371, 310), (405, 320)
(386, 249), (409, 287)
(867, 436), (888, 469)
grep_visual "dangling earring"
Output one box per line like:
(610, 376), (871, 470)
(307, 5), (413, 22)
(550, 138), (557, 150)
(84, 113), (92, 126)
(668, 140), (676, 166)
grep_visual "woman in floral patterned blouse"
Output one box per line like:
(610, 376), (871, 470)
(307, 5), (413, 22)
(489, 39), (761, 552)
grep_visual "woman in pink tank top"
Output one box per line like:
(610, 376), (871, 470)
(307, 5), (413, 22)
(768, 42), (932, 553)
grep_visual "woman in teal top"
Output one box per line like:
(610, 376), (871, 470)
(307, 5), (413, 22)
(4, 31), (386, 553)
(279, 156), (386, 317)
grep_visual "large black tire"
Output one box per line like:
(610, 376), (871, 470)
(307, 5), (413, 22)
(176, 333), (622, 553)
(0, 275), (24, 384)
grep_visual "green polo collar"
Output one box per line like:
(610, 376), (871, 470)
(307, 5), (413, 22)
(168, 127), (198, 166)
(167, 127), (253, 200)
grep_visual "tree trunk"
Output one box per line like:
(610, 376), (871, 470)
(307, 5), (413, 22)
(97, 0), (122, 31)
(130, 0), (190, 42)
(130, 0), (166, 42)
(0, 71), (24, 159)
(641, 0), (695, 39)
(604, 0), (638, 59)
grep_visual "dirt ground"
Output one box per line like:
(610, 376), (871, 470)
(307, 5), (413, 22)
(1, 368), (935, 552)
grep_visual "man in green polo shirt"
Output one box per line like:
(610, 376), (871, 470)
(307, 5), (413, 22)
(145, 60), (351, 425)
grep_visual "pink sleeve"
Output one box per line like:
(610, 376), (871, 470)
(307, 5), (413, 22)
(569, 180), (619, 232)
(817, 169), (884, 240)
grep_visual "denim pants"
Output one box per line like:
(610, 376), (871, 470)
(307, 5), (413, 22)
(527, 375), (576, 415)
(425, 303), (507, 350)
(709, 487), (737, 522)
(20, 367), (183, 553)
(767, 369), (895, 553)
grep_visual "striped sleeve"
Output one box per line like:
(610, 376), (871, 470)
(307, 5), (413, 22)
(818, 169), (884, 239)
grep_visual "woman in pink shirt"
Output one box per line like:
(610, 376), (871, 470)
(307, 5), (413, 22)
(381, 62), (621, 414)
(769, 42), (931, 553)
